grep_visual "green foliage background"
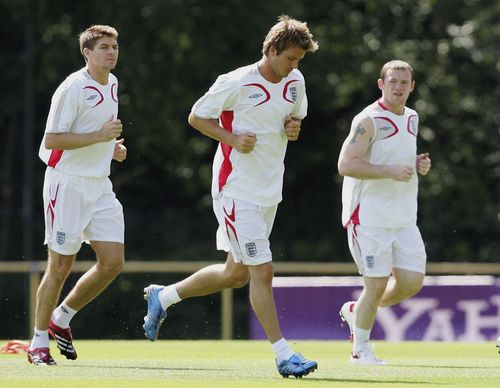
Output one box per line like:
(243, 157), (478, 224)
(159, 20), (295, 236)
(1, 0), (499, 338)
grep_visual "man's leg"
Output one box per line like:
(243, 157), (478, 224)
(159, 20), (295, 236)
(143, 252), (249, 341)
(379, 268), (424, 307)
(176, 252), (249, 299)
(351, 276), (388, 365)
(28, 250), (75, 365)
(247, 262), (282, 343)
(47, 241), (123, 360)
(35, 251), (76, 331)
(247, 262), (318, 377)
(63, 241), (124, 311)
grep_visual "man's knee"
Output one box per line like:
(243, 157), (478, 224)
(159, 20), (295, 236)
(226, 270), (249, 288)
(47, 251), (75, 282)
(97, 255), (124, 277)
(405, 279), (423, 297)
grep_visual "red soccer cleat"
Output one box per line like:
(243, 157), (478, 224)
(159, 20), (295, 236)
(48, 320), (77, 360)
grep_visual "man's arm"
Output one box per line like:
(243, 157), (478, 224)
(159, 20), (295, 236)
(337, 115), (415, 182)
(187, 112), (256, 154)
(44, 115), (123, 150)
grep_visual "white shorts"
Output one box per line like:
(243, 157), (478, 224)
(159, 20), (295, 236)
(347, 224), (426, 277)
(43, 168), (124, 255)
(213, 196), (278, 265)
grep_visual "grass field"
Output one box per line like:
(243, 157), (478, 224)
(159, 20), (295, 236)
(0, 340), (498, 387)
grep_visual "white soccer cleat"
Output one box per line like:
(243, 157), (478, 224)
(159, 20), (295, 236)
(339, 301), (356, 341)
(496, 336), (500, 353)
(350, 344), (387, 366)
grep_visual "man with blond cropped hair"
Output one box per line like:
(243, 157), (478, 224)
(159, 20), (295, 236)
(143, 15), (319, 378)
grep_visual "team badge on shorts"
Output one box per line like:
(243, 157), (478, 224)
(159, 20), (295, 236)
(56, 231), (66, 245)
(245, 242), (257, 257)
(365, 255), (374, 269)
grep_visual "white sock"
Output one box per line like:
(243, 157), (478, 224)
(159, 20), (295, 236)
(353, 326), (371, 354)
(158, 285), (182, 310)
(272, 338), (294, 364)
(51, 302), (78, 328)
(30, 328), (49, 349)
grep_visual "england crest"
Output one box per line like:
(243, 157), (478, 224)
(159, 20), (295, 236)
(56, 231), (66, 245)
(245, 242), (257, 257)
(289, 86), (297, 102)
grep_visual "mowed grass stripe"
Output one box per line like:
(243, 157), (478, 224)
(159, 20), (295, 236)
(0, 340), (498, 387)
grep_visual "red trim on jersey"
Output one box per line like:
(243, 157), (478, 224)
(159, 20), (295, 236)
(282, 79), (299, 103)
(218, 111), (234, 192)
(377, 99), (388, 110)
(407, 114), (417, 137)
(374, 116), (399, 139)
(377, 99), (406, 115)
(111, 83), (118, 103)
(243, 83), (270, 107)
(83, 86), (104, 107)
(48, 150), (64, 167)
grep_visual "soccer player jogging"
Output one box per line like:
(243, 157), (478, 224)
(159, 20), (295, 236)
(337, 60), (431, 365)
(28, 25), (127, 365)
(143, 15), (319, 378)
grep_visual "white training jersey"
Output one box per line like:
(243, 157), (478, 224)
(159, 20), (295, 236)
(191, 63), (308, 206)
(342, 100), (419, 228)
(39, 67), (118, 178)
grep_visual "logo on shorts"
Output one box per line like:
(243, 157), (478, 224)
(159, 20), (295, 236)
(365, 255), (374, 269)
(245, 242), (257, 257)
(56, 231), (66, 245)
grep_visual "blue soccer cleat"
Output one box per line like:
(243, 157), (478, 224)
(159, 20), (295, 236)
(276, 353), (318, 378)
(143, 284), (168, 341)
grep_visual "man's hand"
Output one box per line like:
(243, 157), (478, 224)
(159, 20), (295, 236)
(416, 153), (431, 175)
(388, 165), (415, 182)
(284, 116), (301, 141)
(113, 138), (127, 162)
(100, 115), (123, 142)
(232, 133), (257, 153)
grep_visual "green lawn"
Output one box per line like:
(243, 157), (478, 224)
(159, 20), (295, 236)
(0, 340), (498, 387)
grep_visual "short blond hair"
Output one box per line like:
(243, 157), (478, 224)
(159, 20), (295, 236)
(79, 25), (118, 58)
(380, 60), (414, 82)
(262, 15), (319, 55)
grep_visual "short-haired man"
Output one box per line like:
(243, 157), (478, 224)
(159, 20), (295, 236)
(338, 60), (431, 365)
(143, 15), (319, 378)
(28, 25), (127, 365)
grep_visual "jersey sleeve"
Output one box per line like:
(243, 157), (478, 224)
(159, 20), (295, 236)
(290, 72), (308, 120)
(44, 78), (81, 134)
(191, 73), (240, 119)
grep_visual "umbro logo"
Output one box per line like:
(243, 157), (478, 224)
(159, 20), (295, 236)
(248, 93), (263, 99)
(87, 95), (99, 101)
(380, 126), (392, 131)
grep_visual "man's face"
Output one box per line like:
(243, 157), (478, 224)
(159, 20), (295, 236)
(269, 46), (306, 80)
(84, 36), (119, 70)
(378, 68), (415, 108)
